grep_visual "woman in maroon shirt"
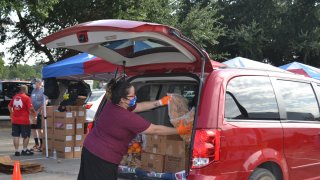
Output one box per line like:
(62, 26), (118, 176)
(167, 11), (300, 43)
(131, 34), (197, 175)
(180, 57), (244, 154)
(78, 79), (190, 180)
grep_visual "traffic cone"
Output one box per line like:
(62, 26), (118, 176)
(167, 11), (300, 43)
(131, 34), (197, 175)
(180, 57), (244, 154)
(12, 160), (22, 180)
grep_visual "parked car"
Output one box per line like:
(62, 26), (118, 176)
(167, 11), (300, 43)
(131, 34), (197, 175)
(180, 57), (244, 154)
(0, 81), (33, 115)
(84, 90), (106, 122)
(83, 90), (105, 134)
(41, 19), (320, 180)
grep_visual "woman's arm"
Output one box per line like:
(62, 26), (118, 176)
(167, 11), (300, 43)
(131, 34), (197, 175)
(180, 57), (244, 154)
(133, 95), (171, 113)
(133, 100), (161, 113)
(142, 124), (178, 135)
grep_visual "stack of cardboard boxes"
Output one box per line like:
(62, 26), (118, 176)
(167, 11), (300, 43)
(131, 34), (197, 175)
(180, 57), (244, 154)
(42, 106), (86, 159)
(141, 135), (188, 173)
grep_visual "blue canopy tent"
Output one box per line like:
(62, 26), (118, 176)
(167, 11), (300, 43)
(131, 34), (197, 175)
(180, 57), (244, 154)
(223, 57), (288, 73)
(42, 53), (119, 80)
(279, 62), (320, 80)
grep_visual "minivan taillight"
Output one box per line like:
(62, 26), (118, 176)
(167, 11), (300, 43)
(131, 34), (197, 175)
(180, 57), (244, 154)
(192, 129), (220, 168)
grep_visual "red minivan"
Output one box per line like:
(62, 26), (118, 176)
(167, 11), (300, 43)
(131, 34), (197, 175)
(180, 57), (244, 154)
(41, 20), (320, 180)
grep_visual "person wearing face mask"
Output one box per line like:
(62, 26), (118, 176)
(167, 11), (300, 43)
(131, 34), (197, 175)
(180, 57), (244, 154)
(78, 78), (191, 180)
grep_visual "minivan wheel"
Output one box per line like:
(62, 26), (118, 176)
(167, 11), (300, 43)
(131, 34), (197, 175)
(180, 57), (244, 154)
(249, 168), (276, 180)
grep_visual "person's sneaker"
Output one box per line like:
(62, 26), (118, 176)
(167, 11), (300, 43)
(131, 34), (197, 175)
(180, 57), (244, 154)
(33, 147), (42, 152)
(14, 151), (20, 156)
(31, 145), (39, 152)
(21, 149), (34, 156)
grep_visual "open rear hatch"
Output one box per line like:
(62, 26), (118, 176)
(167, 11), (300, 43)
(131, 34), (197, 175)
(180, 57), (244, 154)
(40, 19), (223, 74)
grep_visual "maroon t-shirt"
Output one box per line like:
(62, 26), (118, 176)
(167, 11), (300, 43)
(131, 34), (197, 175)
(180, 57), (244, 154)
(83, 102), (151, 164)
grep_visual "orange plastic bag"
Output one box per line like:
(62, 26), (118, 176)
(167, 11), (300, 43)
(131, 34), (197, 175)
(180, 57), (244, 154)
(168, 94), (195, 143)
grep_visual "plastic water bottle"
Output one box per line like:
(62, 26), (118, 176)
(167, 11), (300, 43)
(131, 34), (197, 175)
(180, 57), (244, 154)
(53, 149), (57, 159)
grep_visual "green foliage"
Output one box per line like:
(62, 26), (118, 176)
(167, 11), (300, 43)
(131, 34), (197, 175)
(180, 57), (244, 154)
(217, 0), (320, 65)
(0, 57), (4, 78)
(178, 2), (225, 48)
(227, 21), (267, 60)
(0, 63), (42, 80)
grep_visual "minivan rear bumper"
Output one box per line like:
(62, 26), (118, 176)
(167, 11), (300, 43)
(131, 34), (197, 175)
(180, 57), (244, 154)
(188, 171), (250, 180)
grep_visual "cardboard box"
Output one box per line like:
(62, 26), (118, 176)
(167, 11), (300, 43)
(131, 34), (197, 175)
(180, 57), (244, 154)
(77, 106), (86, 123)
(141, 152), (164, 172)
(42, 148), (53, 156)
(75, 123), (84, 134)
(43, 106), (58, 128)
(73, 146), (82, 158)
(41, 115), (54, 128)
(54, 111), (75, 120)
(164, 155), (186, 173)
(46, 117), (54, 128)
(56, 147), (73, 159)
(42, 137), (53, 156)
(66, 106), (78, 112)
(165, 140), (186, 157)
(43, 127), (54, 135)
(54, 112), (75, 135)
(54, 135), (74, 147)
(43, 136), (54, 147)
(46, 106), (58, 119)
(75, 134), (84, 146)
(145, 135), (182, 155)
(75, 98), (86, 106)
(65, 106), (86, 122)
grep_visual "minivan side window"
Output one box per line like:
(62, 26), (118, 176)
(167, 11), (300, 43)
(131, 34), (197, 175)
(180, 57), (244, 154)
(225, 76), (280, 120)
(277, 80), (320, 121)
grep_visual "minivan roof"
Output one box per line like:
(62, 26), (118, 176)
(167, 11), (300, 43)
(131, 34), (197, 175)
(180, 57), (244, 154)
(216, 67), (320, 83)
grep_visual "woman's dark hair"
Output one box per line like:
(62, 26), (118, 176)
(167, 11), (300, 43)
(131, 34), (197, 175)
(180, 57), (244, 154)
(110, 78), (133, 104)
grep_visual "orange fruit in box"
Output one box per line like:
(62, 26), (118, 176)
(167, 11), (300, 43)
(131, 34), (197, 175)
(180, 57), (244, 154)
(132, 142), (140, 149)
(135, 147), (141, 153)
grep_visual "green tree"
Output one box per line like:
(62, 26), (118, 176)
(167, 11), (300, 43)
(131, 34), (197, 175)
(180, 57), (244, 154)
(0, 57), (4, 79)
(174, 0), (226, 59)
(226, 21), (267, 60)
(217, 0), (320, 66)
(0, 0), (59, 64)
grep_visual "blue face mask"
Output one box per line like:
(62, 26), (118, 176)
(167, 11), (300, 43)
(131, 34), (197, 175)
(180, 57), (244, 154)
(32, 84), (36, 89)
(128, 96), (137, 107)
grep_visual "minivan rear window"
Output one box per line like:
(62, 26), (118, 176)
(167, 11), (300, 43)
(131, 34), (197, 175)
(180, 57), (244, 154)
(87, 91), (105, 102)
(225, 76), (280, 120)
(102, 39), (178, 58)
(277, 80), (320, 121)
(134, 83), (197, 107)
